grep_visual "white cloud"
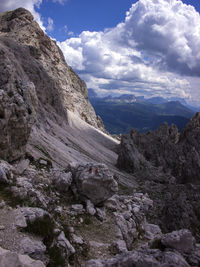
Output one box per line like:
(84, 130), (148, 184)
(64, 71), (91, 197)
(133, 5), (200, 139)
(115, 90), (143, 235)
(58, 0), (200, 103)
(52, 0), (67, 4)
(47, 17), (54, 32)
(0, 0), (45, 30)
(123, 0), (200, 76)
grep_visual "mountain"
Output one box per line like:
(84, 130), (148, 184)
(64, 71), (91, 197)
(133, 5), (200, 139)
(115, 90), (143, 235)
(90, 94), (195, 134)
(0, 8), (200, 267)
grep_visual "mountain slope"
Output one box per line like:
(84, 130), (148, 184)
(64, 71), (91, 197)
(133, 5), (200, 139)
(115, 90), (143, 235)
(90, 97), (194, 134)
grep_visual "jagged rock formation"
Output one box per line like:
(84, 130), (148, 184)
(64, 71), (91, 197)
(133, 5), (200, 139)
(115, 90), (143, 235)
(117, 113), (200, 183)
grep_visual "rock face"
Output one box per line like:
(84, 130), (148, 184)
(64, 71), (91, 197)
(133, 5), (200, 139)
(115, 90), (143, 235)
(117, 113), (200, 183)
(0, 8), (103, 162)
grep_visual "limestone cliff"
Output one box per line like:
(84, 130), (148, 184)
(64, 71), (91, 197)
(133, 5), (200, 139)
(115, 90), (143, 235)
(0, 8), (104, 162)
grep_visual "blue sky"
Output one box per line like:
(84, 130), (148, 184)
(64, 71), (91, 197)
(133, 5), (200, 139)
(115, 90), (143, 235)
(0, 0), (200, 106)
(37, 0), (136, 41)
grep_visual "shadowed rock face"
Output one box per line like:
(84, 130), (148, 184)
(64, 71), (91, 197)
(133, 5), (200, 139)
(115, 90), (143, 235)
(0, 8), (103, 162)
(117, 112), (200, 184)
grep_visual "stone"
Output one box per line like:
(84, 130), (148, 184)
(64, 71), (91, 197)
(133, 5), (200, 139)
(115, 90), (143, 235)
(145, 223), (162, 241)
(96, 207), (106, 221)
(0, 166), (8, 184)
(0, 246), (45, 267)
(72, 163), (118, 205)
(109, 240), (127, 255)
(57, 231), (75, 256)
(0, 200), (5, 209)
(52, 171), (72, 193)
(0, 226), (5, 230)
(20, 237), (46, 260)
(86, 199), (96, 215)
(85, 249), (190, 267)
(71, 234), (84, 245)
(15, 207), (49, 227)
(71, 204), (84, 214)
(15, 159), (30, 175)
(161, 229), (195, 254)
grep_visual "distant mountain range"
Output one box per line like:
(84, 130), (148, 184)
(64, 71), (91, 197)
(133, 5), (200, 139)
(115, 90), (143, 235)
(88, 89), (198, 134)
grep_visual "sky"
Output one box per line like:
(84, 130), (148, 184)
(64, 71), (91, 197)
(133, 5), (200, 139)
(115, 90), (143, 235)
(0, 0), (200, 106)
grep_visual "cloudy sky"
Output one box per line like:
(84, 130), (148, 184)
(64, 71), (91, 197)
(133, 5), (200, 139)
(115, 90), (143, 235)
(1, 0), (200, 106)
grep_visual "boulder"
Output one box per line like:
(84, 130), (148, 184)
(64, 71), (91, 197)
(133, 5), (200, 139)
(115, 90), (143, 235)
(161, 229), (195, 254)
(72, 163), (118, 205)
(0, 246), (45, 267)
(20, 237), (46, 260)
(85, 249), (190, 267)
(52, 171), (72, 193)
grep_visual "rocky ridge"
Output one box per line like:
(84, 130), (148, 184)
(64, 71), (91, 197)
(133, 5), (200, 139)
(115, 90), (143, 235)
(0, 7), (200, 267)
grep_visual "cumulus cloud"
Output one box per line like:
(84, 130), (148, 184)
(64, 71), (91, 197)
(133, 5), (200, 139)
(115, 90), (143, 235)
(57, 0), (200, 102)
(58, 0), (200, 101)
(123, 0), (200, 76)
(0, 0), (44, 30)
(47, 17), (54, 32)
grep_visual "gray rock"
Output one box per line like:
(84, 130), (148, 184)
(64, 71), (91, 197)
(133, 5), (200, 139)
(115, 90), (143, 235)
(161, 229), (195, 254)
(72, 163), (118, 205)
(0, 200), (5, 209)
(15, 159), (30, 175)
(71, 234), (84, 245)
(85, 249), (190, 267)
(52, 171), (72, 193)
(86, 199), (96, 215)
(71, 204), (84, 214)
(15, 207), (49, 227)
(0, 246), (45, 267)
(57, 231), (75, 256)
(20, 237), (46, 260)
(109, 240), (127, 255)
(96, 207), (106, 221)
(117, 113), (200, 184)
(145, 223), (162, 241)
(0, 166), (8, 184)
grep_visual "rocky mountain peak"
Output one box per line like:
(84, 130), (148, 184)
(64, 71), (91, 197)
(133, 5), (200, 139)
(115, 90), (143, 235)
(0, 8), (104, 162)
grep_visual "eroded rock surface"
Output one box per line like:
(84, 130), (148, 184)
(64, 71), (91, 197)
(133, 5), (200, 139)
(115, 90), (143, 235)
(117, 113), (200, 184)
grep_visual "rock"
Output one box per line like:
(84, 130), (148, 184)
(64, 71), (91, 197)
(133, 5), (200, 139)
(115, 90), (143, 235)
(109, 240), (127, 255)
(145, 223), (162, 241)
(0, 200), (5, 209)
(15, 207), (49, 227)
(86, 199), (96, 215)
(0, 225), (5, 230)
(0, 246), (45, 267)
(57, 231), (75, 257)
(72, 163), (118, 205)
(96, 207), (106, 221)
(20, 237), (46, 260)
(15, 159), (30, 175)
(0, 166), (8, 184)
(0, 161), (13, 184)
(0, 7), (102, 138)
(117, 113), (200, 184)
(71, 234), (84, 245)
(71, 204), (84, 214)
(161, 229), (195, 254)
(52, 171), (72, 193)
(86, 249), (190, 267)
